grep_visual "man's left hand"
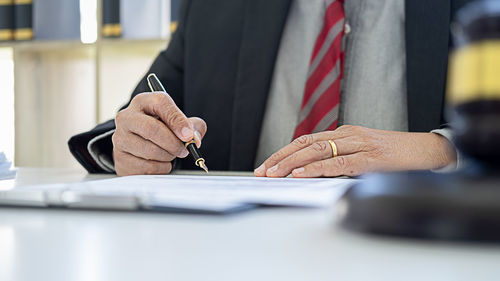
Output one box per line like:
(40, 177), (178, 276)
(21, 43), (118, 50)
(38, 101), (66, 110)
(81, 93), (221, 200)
(254, 125), (457, 178)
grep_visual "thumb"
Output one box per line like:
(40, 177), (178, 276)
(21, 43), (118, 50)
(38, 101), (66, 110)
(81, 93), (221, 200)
(136, 92), (194, 142)
(189, 117), (207, 148)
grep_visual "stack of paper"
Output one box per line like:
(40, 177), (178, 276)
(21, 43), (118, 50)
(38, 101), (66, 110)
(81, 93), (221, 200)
(0, 152), (16, 180)
(1, 175), (358, 213)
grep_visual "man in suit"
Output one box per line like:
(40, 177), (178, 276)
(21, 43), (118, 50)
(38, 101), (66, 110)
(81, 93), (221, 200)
(69, 0), (471, 177)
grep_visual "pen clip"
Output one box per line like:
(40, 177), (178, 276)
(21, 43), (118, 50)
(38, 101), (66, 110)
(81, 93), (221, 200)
(147, 73), (167, 93)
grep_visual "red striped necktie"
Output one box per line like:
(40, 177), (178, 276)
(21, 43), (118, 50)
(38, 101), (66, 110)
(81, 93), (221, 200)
(293, 0), (346, 139)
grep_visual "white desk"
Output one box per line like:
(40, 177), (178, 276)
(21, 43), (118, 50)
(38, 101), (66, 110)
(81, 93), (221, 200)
(1, 168), (500, 281)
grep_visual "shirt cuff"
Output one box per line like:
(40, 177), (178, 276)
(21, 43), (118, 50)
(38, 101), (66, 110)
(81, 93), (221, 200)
(87, 129), (116, 173)
(430, 128), (463, 173)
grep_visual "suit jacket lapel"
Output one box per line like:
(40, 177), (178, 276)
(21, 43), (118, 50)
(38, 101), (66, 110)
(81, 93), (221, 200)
(229, 0), (293, 170)
(405, 0), (451, 132)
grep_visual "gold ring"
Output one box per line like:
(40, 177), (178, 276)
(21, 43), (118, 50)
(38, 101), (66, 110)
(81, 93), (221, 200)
(328, 140), (338, 158)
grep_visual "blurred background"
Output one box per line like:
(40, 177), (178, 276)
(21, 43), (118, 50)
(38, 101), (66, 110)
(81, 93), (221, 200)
(0, 0), (180, 169)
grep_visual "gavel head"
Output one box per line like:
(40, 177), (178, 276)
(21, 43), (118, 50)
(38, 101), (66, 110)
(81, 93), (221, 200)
(447, 0), (500, 168)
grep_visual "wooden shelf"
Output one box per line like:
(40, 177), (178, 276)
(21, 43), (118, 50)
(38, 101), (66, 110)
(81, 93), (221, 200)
(0, 41), (15, 48)
(0, 38), (170, 51)
(0, 40), (87, 50)
(99, 38), (169, 46)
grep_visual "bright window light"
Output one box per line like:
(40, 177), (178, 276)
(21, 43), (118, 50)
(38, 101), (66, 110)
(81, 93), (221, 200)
(0, 48), (15, 163)
(80, 0), (98, 44)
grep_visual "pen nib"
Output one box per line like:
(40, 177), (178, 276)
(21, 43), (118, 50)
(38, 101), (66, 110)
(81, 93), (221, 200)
(200, 162), (209, 173)
(197, 159), (209, 173)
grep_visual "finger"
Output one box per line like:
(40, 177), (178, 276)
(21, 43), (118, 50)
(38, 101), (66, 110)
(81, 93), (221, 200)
(266, 141), (333, 178)
(114, 150), (173, 176)
(291, 153), (368, 178)
(266, 137), (370, 178)
(189, 117), (207, 148)
(121, 112), (188, 158)
(254, 134), (317, 177)
(132, 92), (194, 142)
(112, 130), (178, 162)
(329, 137), (368, 156)
(254, 126), (362, 177)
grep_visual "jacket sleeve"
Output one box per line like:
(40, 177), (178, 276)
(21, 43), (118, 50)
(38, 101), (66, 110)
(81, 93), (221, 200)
(68, 0), (192, 173)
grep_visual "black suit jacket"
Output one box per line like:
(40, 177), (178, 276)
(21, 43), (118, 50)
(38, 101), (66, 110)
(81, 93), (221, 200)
(69, 0), (472, 173)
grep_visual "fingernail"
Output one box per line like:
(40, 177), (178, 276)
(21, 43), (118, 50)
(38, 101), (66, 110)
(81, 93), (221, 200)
(194, 131), (202, 148)
(293, 167), (305, 175)
(254, 164), (265, 175)
(179, 148), (189, 158)
(181, 127), (193, 140)
(267, 165), (278, 174)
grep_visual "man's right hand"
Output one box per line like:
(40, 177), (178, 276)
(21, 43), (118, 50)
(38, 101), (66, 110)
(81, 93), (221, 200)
(112, 92), (207, 176)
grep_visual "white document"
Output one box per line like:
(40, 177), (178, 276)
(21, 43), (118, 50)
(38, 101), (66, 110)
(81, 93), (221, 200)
(3, 175), (358, 213)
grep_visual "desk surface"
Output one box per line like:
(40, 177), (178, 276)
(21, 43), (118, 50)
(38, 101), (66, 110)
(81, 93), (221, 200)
(1, 168), (500, 281)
